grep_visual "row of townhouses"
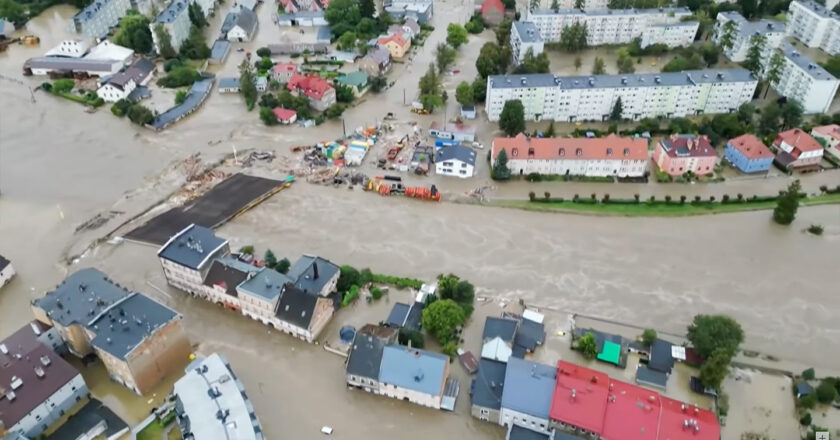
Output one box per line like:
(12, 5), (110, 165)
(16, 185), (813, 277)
(156, 224), (340, 342)
(151, 0), (216, 53)
(786, 0), (840, 55)
(484, 69), (758, 122)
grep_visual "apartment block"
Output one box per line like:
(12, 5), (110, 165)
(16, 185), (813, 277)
(532, 0), (608, 9)
(158, 224), (231, 295)
(511, 21), (545, 65)
(787, 0), (840, 55)
(713, 12), (785, 62)
(71, 0), (133, 38)
(639, 21), (700, 48)
(485, 69), (758, 122)
(525, 7), (693, 46)
(151, 0), (192, 52)
(763, 42), (840, 114)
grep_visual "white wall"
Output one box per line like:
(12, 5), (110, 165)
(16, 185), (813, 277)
(502, 157), (648, 177)
(436, 159), (475, 178)
(0, 263), (15, 288)
(379, 382), (442, 409)
(526, 9), (691, 45)
(11, 374), (88, 438)
(499, 407), (551, 434)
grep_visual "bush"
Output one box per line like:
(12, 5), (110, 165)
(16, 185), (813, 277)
(398, 328), (425, 348)
(816, 380), (838, 403)
(602, 194), (610, 203)
(798, 394), (817, 409)
(680, 195), (687, 205)
(370, 274), (424, 289)
(238, 245), (254, 254)
(529, 191), (536, 201)
(163, 58), (183, 72)
(341, 285), (360, 307)
(800, 412), (812, 426)
(52, 78), (75, 94)
(803, 368), (816, 380)
(544, 192), (551, 200)
(807, 225), (824, 235)
(665, 195), (672, 204)
(157, 66), (201, 88)
(526, 172), (542, 182)
(256, 47), (271, 57)
(370, 286), (384, 300)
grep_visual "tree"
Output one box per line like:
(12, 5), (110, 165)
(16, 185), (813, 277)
(641, 328), (657, 346)
(260, 107), (277, 125)
(559, 22), (588, 52)
(592, 56), (606, 74)
(337, 265), (361, 292)
(499, 99), (525, 136)
(608, 97), (623, 121)
(111, 99), (132, 117)
(436, 43), (457, 73)
(465, 14), (484, 34)
(127, 104), (154, 125)
(154, 24), (176, 59)
(544, 120), (555, 137)
(52, 78), (75, 94)
(472, 77), (486, 103)
(514, 48), (550, 73)
(436, 273), (475, 316)
(663, 53), (704, 72)
(325, 103), (347, 118)
(738, 0), (758, 18)
(455, 81), (474, 105)
(0, 0), (27, 24)
(574, 56), (582, 71)
(179, 25), (210, 60)
(699, 348), (731, 391)
(616, 49), (635, 73)
(157, 66), (200, 87)
(256, 47), (271, 57)
(239, 60), (258, 108)
(736, 103), (755, 126)
(275, 258), (291, 274)
(492, 148), (511, 180)
(802, 368), (816, 380)
(324, 0), (361, 37)
(419, 94), (443, 112)
(421, 299), (465, 344)
(264, 249), (278, 268)
(699, 42), (719, 67)
(446, 23), (468, 48)
(686, 314), (744, 358)
(337, 31), (357, 50)
(816, 380), (838, 403)
(113, 10), (153, 53)
(800, 412), (812, 426)
(359, 0), (376, 18)
(418, 63), (441, 95)
(821, 54), (840, 77)
(578, 332), (598, 359)
(717, 19), (736, 52)
(175, 90), (187, 104)
(758, 104), (781, 135)
(370, 75), (387, 92)
(773, 180), (801, 225)
(335, 83), (355, 103)
(743, 33), (766, 76)
(495, 18), (512, 46)
(781, 101), (803, 129)
(188, 2), (207, 28)
(476, 43), (505, 78)
(398, 328), (425, 348)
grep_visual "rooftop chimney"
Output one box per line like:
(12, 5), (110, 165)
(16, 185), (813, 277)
(313, 262), (319, 280)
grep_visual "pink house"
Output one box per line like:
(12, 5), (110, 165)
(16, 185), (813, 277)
(653, 134), (717, 177)
(773, 128), (823, 170)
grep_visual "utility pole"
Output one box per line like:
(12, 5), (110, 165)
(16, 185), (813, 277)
(403, 88), (406, 105)
(342, 118), (346, 138)
(232, 144), (238, 163)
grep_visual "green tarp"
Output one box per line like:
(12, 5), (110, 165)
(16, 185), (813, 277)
(596, 340), (621, 365)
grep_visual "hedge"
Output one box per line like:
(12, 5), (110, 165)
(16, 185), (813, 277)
(371, 274), (423, 290)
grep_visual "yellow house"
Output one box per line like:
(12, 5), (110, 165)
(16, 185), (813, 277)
(377, 31), (411, 59)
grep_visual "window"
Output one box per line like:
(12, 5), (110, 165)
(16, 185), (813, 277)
(576, 148), (582, 157)
(559, 148), (565, 156)
(511, 148), (518, 157)
(606, 148), (612, 156)
(528, 147), (535, 156)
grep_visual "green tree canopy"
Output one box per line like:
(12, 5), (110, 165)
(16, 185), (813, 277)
(816, 380), (838, 403)
(127, 104), (154, 125)
(113, 10), (153, 53)
(699, 348), (731, 391)
(436, 43), (457, 73)
(492, 148), (511, 180)
(687, 314), (744, 358)
(420, 94), (443, 113)
(446, 23), (468, 48)
(578, 332), (597, 359)
(259, 107), (277, 125)
(179, 25), (210, 60)
(472, 77), (486, 103)
(592, 56), (606, 74)
(559, 22), (588, 52)
(157, 66), (200, 87)
(337, 31), (358, 50)
(495, 18), (512, 46)
(418, 63), (441, 96)
(773, 179), (801, 225)
(324, 0), (361, 37)
(337, 265), (361, 292)
(455, 81), (474, 105)
(421, 299), (465, 344)
(514, 48), (550, 73)
(359, 0), (376, 18)
(335, 83), (355, 103)
(641, 328), (657, 346)
(239, 59), (258, 109)
(609, 97), (623, 121)
(781, 101), (803, 129)
(275, 258), (291, 274)
(476, 42), (506, 78)
(743, 33), (766, 76)
(499, 99), (525, 136)
(717, 19), (736, 51)
(436, 273), (475, 316)
(758, 104), (782, 135)
(188, 2), (208, 27)
(154, 24), (177, 59)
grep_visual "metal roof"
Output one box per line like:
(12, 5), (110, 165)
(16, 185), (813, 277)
(780, 41), (838, 81)
(514, 317), (545, 351)
(378, 345), (448, 396)
(482, 317), (517, 342)
(509, 425), (552, 440)
(0, 254), (9, 272)
(435, 145), (477, 166)
(635, 365), (668, 388)
(34, 268), (132, 327)
(513, 21), (542, 43)
(237, 268), (292, 301)
(150, 78), (214, 130)
(274, 284), (318, 329)
(218, 77), (240, 89)
(794, 0), (840, 19)
(25, 57), (120, 73)
(487, 68), (756, 90)
(157, 223), (228, 270)
(88, 293), (179, 360)
(345, 331), (388, 380)
(529, 6), (690, 16)
(73, 0), (121, 22)
(501, 357), (556, 419)
(287, 255), (339, 295)
(203, 257), (259, 296)
(471, 359), (507, 409)
(648, 338), (674, 373)
(49, 399), (128, 440)
(386, 302), (411, 326)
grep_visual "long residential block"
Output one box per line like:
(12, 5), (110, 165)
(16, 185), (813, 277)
(786, 0), (840, 55)
(485, 69), (758, 122)
(713, 11), (785, 62)
(763, 42), (840, 114)
(151, 0), (192, 52)
(71, 0), (133, 38)
(510, 21), (545, 65)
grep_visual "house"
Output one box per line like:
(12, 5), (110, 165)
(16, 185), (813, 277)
(377, 31), (411, 59)
(45, 39), (90, 58)
(359, 45), (392, 76)
(223, 7), (258, 41)
(47, 399), (129, 440)
(0, 19), (15, 39)
(513, 311), (545, 357)
(96, 73), (136, 102)
(507, 425), (553, 440)
(524, 7), (693, 45)
(383, 0), (434, 23)
(636, 338), (674, 388)
(500, 357), (556, 434)
(549, 361), (609, 438)
(255, 76), (268, 92)
(123, 57), (156, 86)
(287, 254), (340, 297)
(172, 353), (263, 440)
(481, 0), (505, 26)
(763, 42), (840, 114)
(786, 0), (840, 55)
(388, 17), (421, 39)
(574, 327), (624, 366)
(31, 268), (192, 395)
(286, 73), (336, 111)
(209, 39), (231, 64)
(773, 128), (824, 170)
(724, 134), (774, 173)
(713, 12), (785, 62)
(436, 145), (477, 178)
(345, 324), (399, 393)
(271, 62), (298, 83)
(237, 267), (291, 324)
(471, 359), (508, 423)
(24, 57), (124, 77)
(0, 254), (15, 289)
(378, 345), (452, 409)
(272, 283), (335, 342)
(201, 256), (260, 311)
(812, 124), (840, 162)
(157, 224), (230, 295)
(0, 323), (88, 439)
(273, 107), (298, 124)
(461, 105), (476, 119)
(653, 134), (717, 177)
(218, 76), (241, 93)
(336, 70), (369, 96)
(429, 122), (476, 142)
(385, 302), (423, 330)
(481, 317), (517, 363)
(795, 381), (813, 398)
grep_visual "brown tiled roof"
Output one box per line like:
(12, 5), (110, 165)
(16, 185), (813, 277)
(658, 134), (716, 158)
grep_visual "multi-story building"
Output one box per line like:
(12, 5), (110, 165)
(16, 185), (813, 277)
(786, 0), (840, 55)
(157, 224), (231, 295)
(470, 358), (507, 423)
(773, 128), (824, 170)
(286, 73), (337, 111)
(435, 145), (477, 178)
(237, 268), (290, 324)
(525, 7), (693, 46)
(0, 323), (88, 438)
(377, 31), (411, 59)
(287, 254), (340, 297)
(31, 268), (192, 395)
(345, 324), (399, 393)
(172, 353), (263, 440)
(713, 12), (785, 62)
(653, 134), (718, 177)
(378, 345), (453, 410)
(151, 0), (192, 52)
(272, 283), (335, 342)
(202, 256), (260, 311)
(639, 20), (700, 48)
(724, 133), (774, 173)
(510, 21), (545, 65)
(70, 0), (133, 38)
(811, 124), (840, 162)
(532, 0), (608, 9)
(499, 357), (556, 435)
(491, 133), (649, 177)
(485, 69), (757, 122)
(763, 42), (840, 114)
(383, 0), (434, 23)
(194, 0), (217, 17)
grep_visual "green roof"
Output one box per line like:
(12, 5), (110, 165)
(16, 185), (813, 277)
(338, 71), (368, 87)
(596, 340), (621, 364)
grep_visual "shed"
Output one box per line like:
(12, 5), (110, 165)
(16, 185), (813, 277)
(635, 365), (668, 389)
(795, 381), (813, 398)
(596, 340), (621, 365)
(272, 107), (297, 124)
(460, 105), (476, 120)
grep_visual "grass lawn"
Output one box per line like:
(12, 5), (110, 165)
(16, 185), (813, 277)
(491, 193), (840, 217)
(136, 420), (164, 440)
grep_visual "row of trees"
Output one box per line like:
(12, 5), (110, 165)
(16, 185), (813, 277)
(416, 23), (469, 112)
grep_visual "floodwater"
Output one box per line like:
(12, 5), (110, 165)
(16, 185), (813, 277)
(1, 2), (840, 439)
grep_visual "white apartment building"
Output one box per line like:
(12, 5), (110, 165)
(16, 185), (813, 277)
(151, 0), (192, 52)
(640, 20), (700, 48)
(713, 12), (785, 62)
(511, 21), (545, 65)
(533, 0), (608, 9)
(71, 0), (133, 38)
(787, 0), (840, 55)
(485, 69), (758, 122)
(763, 42), (840, 113)
(525, 7), (693, 46)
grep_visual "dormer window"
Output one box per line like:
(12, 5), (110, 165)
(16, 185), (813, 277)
(528, 147), (535, 156)
(576, 148), (582, 157)
(511, 148), (518, 157)
(606, 148), (612, 156)
(559, 148), (565, 156)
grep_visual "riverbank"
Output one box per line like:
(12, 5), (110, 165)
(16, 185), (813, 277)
(488, 192), (840, 217)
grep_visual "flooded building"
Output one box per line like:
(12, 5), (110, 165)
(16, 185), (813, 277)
(510, 21), (544, 66)
(345, 325), (399, 393)
(0, 254), (15, 290)
(786, 0), (840, 55)
(157, 224), (231, 295)
(31, 268), (192, 395)
(653, 134), (717, 177)
(0, 323), (88, 438)
(470, 358), (507, 423)
(723, 134), (774, 173)
(202, 257), (261, 311)
(378, 345), (456, 410)
(172, 353), (264, 440)
(46, 398), (129, 440)
(772, 128), (824, 170)
(151, 0), (191, 52)
(435, 145), (477, 179)
(764, 42), (840, 114)
(70, 0), (132, 38)
(713, 12), (785, 62)
(286, 73), (336, 111)
(272, 283), (335, 342)
(287, 255), (340, 297)
(500, 357), (556, 436)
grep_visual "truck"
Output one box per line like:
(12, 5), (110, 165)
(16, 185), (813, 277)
(410, 101), (429, 115)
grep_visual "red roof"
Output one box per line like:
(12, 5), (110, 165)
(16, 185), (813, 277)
(286, 73), (332, 100)
(273, 107), (297, 120)
(492, 133), (649, 161)
(658, 134), (716, 158)
(657, 396), (720, 440)
(812, 124), (840, 141)
(727, 134), (773, 159)
(549, 360), (610, 434)
(601, 379), (661, 440)
(481, 0), (504, 15)
(378, 31), (408, 47)
(773, 128), (822, 153)
(272, 62), (297, 73)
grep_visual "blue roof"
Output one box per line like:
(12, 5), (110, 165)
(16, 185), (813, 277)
(796, 0), (840, 19)
(780, 41), (837, 81)
(74, 0), (121, 22)
(501, 357), (556, 419)
(34, 268), (133, 327)
(515, 318), (545, 351)
(379, 345), (448, 395)
(211, 39), (231, 61)
(157, 223), (228, 270)
(488, 68), (755, 90)
(287, 255), (339, 295)
(88, 293), (179, 359)
(237, 268), (292, 301)
(482, 317), (517, 342)
(471, 359), (507, 409)
(150, 78), (214, 130)
(346, 331), (388, 379)
(509, 425), (551, 440)
(218, 77), (240, 88)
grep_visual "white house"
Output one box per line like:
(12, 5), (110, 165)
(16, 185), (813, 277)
(763, 42), (840, 114)
(435, 145), (476, 178)
(485, 70), (758, 122)
(786, 0), (840, 55)
(510, 21), (545, 65)
(429, 122), (476, 142)
(218, 77), (241, 93)
(713, 12), (785, 62)
(224, 7), (258, 42)
(639, 21), (699, 48)
(0, 255), (15, 289)
(812, 124), (840, 161)
(235, 268), (289, 324)
(97, 74), (136, 102)
(157, 224), (231, 295)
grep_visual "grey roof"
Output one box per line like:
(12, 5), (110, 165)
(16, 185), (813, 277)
(34, 268), (133, 327)
(104, 71), (134, 89)
(151, 78), (213, 129)
(648, 20), (699, 28)
(274, 284), (318, 329)
(513, 21), (542, 43)
(287, 255), (339, 295)
(500, 357), (555, 419)
(25, 57), (118, 73)
(238, 267), (292, 301)
(126, 57), (155, 82)
(488, 68), (756, 90)
(530, 6), (690, 16)
(482, 317), (517, 342)
(436, 145), (477, 166)
(795, 381), (813, 395)
(233, 0), (258, 10)
(471, 359), (507, 410)
(88, 292), (179, 359)
(49, 399), (128, 440)
(218, 76), (240, 89)
(174, 353), (263, 440)
(575, 327), (622, 352)
(795, 0), (840, 19)
(211, 39), (231, 61)
(0, 254), (9, 271)
(221, 12), (238, 33)
(719, 11), (784, 35)
(648, 338), (674, 373)
(203, 257), (259, 296)
(232, 7), (258, 35)
(157, 223), (228, 270)
(404, 302), (423, 330)
(365, 45), (391, 64)
(635, 365), (668, 388)
(156, 0), (189, 23)
(0, 19), (13, 35)
(780, 42), (838, 81)
(73, 0), (121, 22)
(509, 425), (552, 440)
(386, 302), (411, 326)
(379, 345), (448, 395)
(345, 330), (388, 380)
(514, 318), (545, 351)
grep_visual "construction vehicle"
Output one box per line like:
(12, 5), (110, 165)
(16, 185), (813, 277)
(410, 101), (429, 115)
